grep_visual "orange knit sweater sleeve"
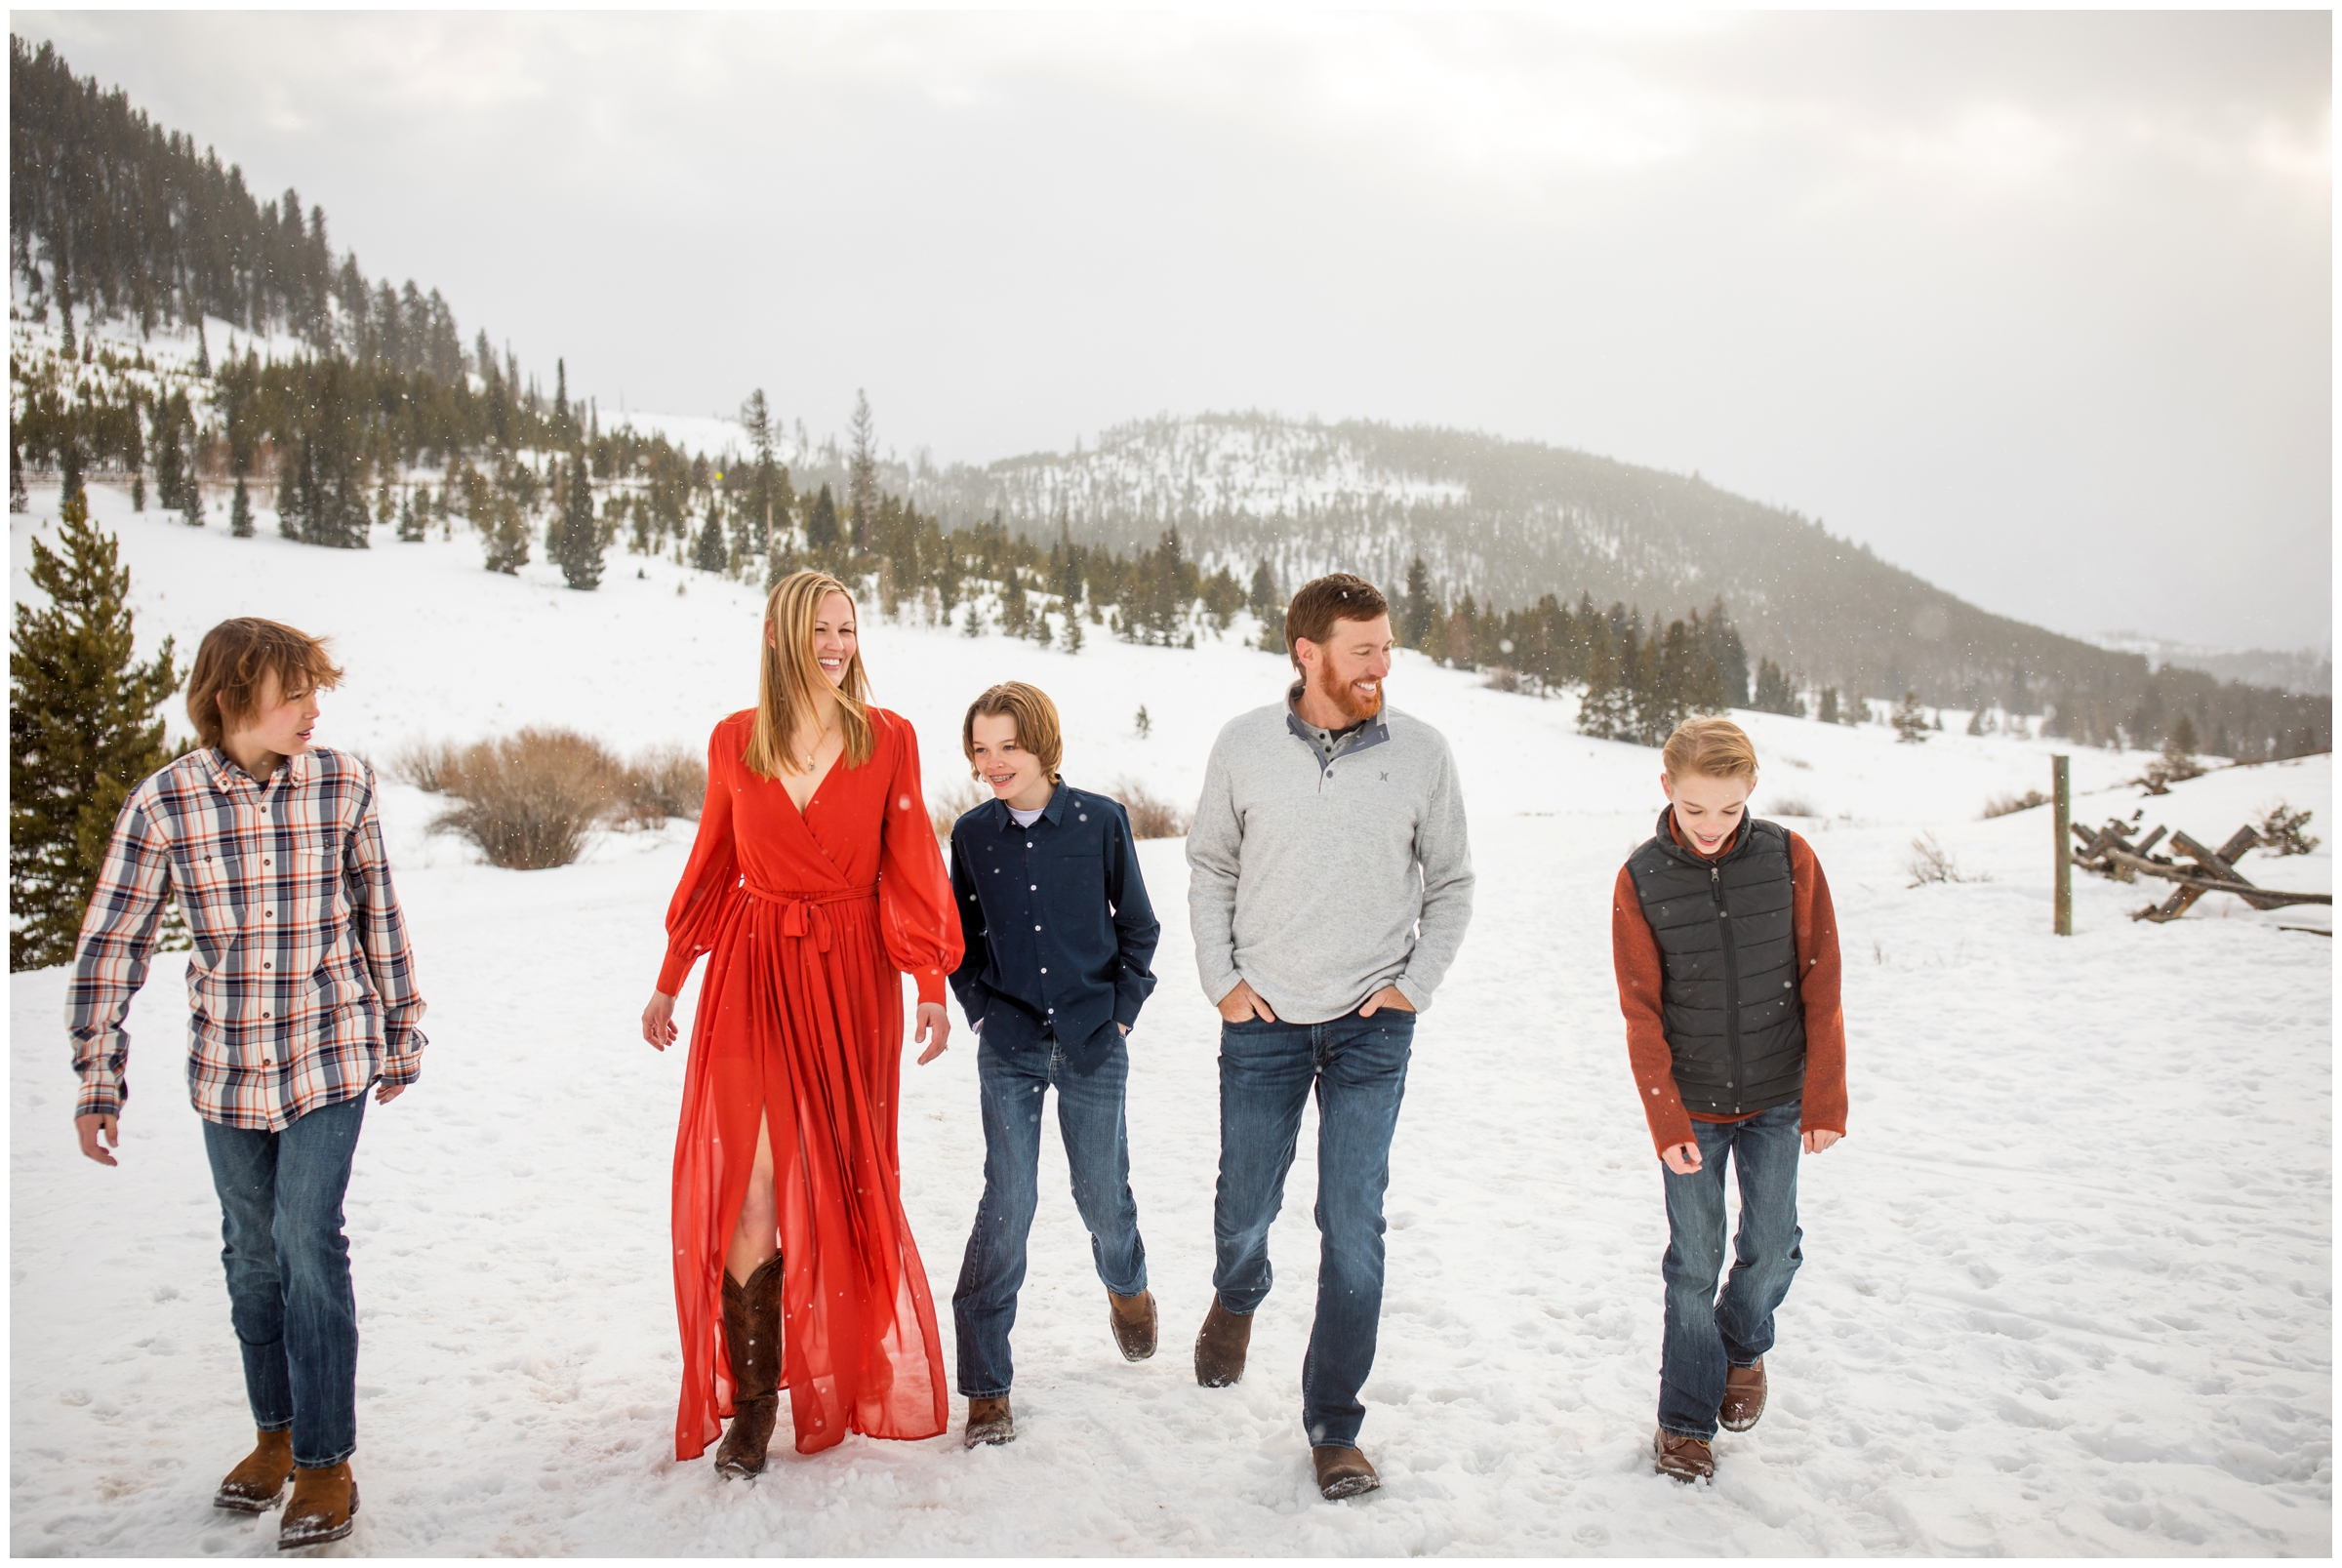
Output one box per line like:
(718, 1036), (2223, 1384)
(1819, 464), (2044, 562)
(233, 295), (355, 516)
(1612, 864), (1698, 1156)
(1788, 831), (1848, 1137)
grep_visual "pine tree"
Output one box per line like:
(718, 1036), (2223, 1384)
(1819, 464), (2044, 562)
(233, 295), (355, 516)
(1577, 631), (1630, 740)
(178, 403), (205, 525)
(482, 492), (530, 575)
(1064, 612), (1084, 655)
(553, 454), (604, 589)
(151, 397), (185, 514)
(125, 411), (145, 511)
(805, 483), (840, 552)
(10, 441), (27, 513)
(59, 431), (85, 509)
(1965, 705), (1990, 737)
(230, 476), (254, 538)
(195, 318), (212, 378)
(1249, 559), (1281, 620)
(1817, 687), (1840, 725)
(1400, 557), (1438, 651)
(276, 446), (302, 541)
(846, 390), (877, 554)
(10, 493), (182, 970)
(1002, 569), (1029, 636)
(1752, 658), (1804, 716)
(1892, 690), (1930, 744)
(693, 503), (729, 574)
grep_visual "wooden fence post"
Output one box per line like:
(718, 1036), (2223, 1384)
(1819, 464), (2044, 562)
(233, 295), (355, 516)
(2052, 753), (2072, 936)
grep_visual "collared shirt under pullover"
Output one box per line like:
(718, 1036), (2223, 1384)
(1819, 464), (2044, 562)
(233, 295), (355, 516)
(1187, 688), (1474, 1024)
(66, 745), (428, 1132)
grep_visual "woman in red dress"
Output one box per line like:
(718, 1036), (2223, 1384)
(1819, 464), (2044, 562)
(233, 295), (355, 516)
(640, 569), (961, 1474)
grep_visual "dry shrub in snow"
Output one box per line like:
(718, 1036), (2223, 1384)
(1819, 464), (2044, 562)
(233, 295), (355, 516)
(614, 744), (707, 827)
(929, 779), (990, 841)
(1114, 777), (1192, 839)
(1983, 788), (2049, 819)
(430, 728), (625, 870)
(1904, 831), (1985, 888)
(392, 739), (466, 794)
(1481, 666), (1523, 694)
(2253, 800), (2320, 858)
(1768, 796), (1819, 819)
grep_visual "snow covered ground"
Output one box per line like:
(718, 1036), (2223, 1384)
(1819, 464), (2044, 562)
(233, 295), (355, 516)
(11, 488), (2331, 1556)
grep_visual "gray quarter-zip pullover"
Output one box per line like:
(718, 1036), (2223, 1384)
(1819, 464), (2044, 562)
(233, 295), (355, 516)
(1186, 691), (1474, 1024)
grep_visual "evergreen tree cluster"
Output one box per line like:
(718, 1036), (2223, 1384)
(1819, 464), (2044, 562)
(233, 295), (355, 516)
(1386, 556), (1753, 745)
(9, 493), (182, 970)
(11, 35), (462, 367)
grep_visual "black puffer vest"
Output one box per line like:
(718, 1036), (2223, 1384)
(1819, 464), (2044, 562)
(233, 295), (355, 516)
(1626, 810), (1806, 1118)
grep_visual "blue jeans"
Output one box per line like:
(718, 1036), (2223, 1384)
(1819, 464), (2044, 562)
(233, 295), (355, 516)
(200, 1092), (367, 1468)
(1658, 1099), (1803, 1440)
(1213, 1008), (1413, 1451)
(953, 1032), (1146, 1397)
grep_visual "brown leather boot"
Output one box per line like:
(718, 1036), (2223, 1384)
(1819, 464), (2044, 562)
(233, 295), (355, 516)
(276, 1463), (358, 1549)
(713, 1254), (785, 1478)
(1109, 1290), (1157, 1361)
(214, 1427), (294, 1512)
(1312, 1445), (1380, 1500)
(1652, 1427), (1716, 1482)
(1193, 1294), (1252, 1387)
(1720, 1360), (1767, 1432)
(963, 1395), (1016, 1447)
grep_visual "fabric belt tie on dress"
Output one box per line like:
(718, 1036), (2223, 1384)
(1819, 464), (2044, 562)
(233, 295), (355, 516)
(742, 882), (879, 952)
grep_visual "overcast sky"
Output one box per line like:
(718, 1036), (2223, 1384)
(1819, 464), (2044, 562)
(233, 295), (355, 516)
(19, 10), (2331, 651)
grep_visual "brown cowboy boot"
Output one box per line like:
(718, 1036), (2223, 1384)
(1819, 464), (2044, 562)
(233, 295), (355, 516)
(214, 1427), (294, 1512)
(277, 1463), (358, 1549)
(1193, 1295), (1252, 1387)
(713, 1255), (785, 1478)
(1109, 1290), (1157, 1361)
(1652, 1427), (1716, 1482)
(1312, 1445), (1381, 1500)
(963, 1395), (1016, 1447)
(1719, 1360), (1767, 1432)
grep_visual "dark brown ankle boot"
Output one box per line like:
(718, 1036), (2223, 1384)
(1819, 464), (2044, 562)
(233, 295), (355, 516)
(1312, 1445), (1380, 1500)
(1193, 1294), (1252, 1387)
(277, 1463), (358, 1548)
(1719, 1360), (1767, 1431)
(1652, 1427), (1716, 1481)
(963, 1395), (1016, 1447)
(1109, 1289), (1157, 1361)
(215, 1427), (294, 1512)
(714, 1255), (785, 1478)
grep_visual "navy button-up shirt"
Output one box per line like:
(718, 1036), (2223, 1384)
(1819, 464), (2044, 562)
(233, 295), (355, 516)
(948, 780), (1159, 1073)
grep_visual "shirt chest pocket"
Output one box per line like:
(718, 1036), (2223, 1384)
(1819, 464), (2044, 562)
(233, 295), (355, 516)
(171, 847), (244, 929)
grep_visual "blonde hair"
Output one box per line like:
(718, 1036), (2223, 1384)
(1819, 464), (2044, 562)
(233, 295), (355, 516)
(1662, 715), (1758, 783)
(962, 682), (1064, 783)
(744, 570), (874, 781)
(187, 618), (345, 749)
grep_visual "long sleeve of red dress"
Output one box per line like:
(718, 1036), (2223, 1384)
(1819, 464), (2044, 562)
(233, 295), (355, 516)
(872, 721), (957, 1007)
(657, 724), (746, 996)
(661, 706), (962, 1462)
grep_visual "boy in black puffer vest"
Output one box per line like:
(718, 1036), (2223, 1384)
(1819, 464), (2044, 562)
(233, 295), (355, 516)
(1611, 716), (1847, 1482)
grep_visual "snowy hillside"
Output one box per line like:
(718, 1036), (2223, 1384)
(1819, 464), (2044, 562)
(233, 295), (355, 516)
(10, 486), (2331, 1556)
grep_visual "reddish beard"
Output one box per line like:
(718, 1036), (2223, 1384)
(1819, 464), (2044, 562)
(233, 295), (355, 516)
(1314, 663), (1385, 723)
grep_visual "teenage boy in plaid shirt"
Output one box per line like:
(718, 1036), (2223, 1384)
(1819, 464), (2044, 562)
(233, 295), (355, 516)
(66, 618), (426, 1549)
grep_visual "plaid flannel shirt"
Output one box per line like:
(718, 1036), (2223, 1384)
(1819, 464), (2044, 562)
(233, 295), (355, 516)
(66, 745), (428, 1132)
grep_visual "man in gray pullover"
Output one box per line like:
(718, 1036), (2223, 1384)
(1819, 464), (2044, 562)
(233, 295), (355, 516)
(1186, 573), (1474, 1501)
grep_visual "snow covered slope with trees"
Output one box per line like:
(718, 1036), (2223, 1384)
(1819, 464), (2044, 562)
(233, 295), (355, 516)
(10, 486), (2330, 1555)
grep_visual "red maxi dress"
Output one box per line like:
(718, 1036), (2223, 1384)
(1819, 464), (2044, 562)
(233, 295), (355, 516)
(657, 705), (962, 1461)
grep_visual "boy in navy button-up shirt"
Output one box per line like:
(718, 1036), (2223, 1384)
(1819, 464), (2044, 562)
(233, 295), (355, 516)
(946, 683), (1160, 1448)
